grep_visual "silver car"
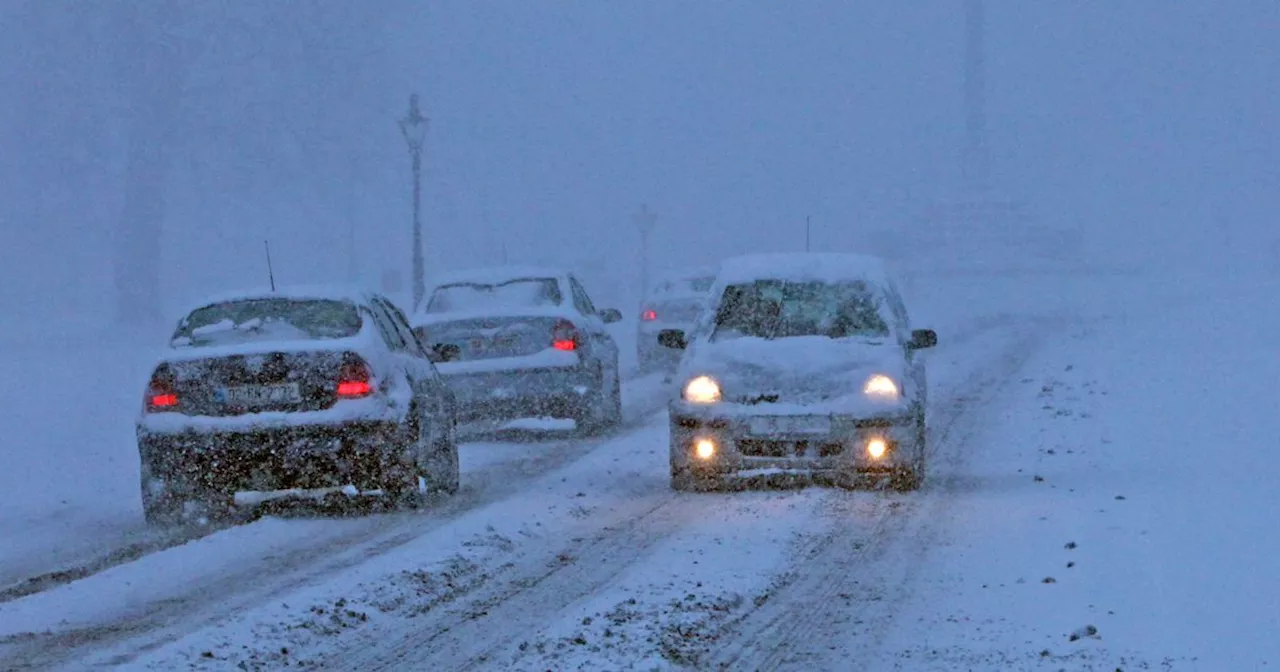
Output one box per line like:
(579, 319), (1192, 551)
(636, 268), (717, 373)
(411, 266), (624, 435)
(660, 253), (937, 492)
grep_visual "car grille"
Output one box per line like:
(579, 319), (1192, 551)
(737, 439), (845, 458)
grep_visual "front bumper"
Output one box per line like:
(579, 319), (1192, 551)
(442, 365), (597, 423)
(137, 420), (407, 505)
(669, 408), (919, 482)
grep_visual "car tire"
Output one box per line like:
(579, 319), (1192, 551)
(891, 410), (928, 492)
(576, 360), (622, 436)
(425, 414), (460, 496)
(605, 361), (623, 426)
(386, 406), (433, 510)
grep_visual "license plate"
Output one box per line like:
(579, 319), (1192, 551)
(749, 416), (831, 436)
(221, 383), (301, 406)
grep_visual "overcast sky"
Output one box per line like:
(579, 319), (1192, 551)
(2, 1), (1277, 326)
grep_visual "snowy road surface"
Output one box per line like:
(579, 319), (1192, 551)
(2, 270), (1274, 670)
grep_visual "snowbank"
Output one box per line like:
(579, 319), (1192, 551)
(866, 275), (1280, 669)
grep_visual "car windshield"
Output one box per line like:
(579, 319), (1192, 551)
(171, 298), (362, 348)
(710, 279), (889, 341)
(424, 278), (563, 313)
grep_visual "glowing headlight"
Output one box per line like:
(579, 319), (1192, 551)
(683, 375), (722, 403)
(863, 374), (900, 399)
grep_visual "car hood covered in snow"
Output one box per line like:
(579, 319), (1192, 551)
(675, 335), (908, 414)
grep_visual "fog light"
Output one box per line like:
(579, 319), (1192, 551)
(694, 438), (716, 460)
(866, 437), (888, 459)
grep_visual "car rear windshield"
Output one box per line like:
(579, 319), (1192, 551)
(686, 276), (715, 293)
(710, 279), (889, 341)
(424, 278), (563, 313)
(171, 298), (363, 348)
(653, 276), (715, 296)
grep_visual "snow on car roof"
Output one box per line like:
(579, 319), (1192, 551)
(714, 253), (892, 287)
(427, 265), (566, 289)
(654, 265), (719, 285)
(177, 284), (375, 317)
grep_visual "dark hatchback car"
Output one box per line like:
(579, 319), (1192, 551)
(136, 286), (459, 525)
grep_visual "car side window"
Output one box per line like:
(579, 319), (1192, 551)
(569, 277), (596, 315)
(881, 282), (911, 341)
(374, 296), (426, 357)
(366, 301), (407, 352)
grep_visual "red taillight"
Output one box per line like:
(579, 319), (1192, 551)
(641, 309), (657, 321)
(146, 366), (179, 412)
(150, 393), (179, 408)
(337, 354), (374, 399)
(337, 380), (373, 397)
(551, 320), (580, 352)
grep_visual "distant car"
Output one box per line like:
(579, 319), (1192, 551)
(411, 266), (624, 434)
(636, 268), (717, 373)
(136, 286), (460, 526)
(662, 253), (936, 492)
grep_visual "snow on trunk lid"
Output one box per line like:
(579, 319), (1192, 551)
(423, 316), (566, 362)
(167, 350), (351, 416)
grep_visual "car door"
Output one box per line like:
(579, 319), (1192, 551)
(374, 296), (455, 425)
(884, 280), (926, 408)
(567, 275), (618, 366)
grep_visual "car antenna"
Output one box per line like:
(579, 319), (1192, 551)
(264, 240), (277, 291)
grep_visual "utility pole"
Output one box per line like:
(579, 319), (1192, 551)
(962, 0), (990, 197)
(399, 94), (429, 310)
(805, 215), (811, 252)
(633, 204), (658, 300)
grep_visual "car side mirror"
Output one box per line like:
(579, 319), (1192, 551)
(599, 308), (623, 324)
(432, 343), (461, 362)
(658, 329), (688, 350)
(908, 329), (937, 350)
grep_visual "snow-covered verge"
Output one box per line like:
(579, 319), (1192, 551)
(0, 326), (159, 588)
(823, 279), (1280, 669)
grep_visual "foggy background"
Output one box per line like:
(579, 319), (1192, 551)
(2, 1), (1277, 331)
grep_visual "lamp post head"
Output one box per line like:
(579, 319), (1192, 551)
(399, 94), (429, 151)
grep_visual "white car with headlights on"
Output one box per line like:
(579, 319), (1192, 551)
(660, 253), (937, 491)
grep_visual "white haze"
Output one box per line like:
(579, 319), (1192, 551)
(2, 1), (1277, 330)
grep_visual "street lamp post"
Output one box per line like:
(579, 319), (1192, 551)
(633, 204), (658, 300)
(399, 94), (429, 310)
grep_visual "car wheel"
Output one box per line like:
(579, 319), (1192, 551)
(386, 406), (432, 510)
(425, 414), (460, 496)
(605, 360), (623, 426)
(891, 412), (927, 492)
(575, 361), (621, 436)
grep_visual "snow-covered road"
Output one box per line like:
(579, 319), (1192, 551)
(3, 269), (1272, 671)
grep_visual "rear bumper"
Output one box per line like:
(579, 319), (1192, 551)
(441, 364), (597, 423)
(668, 408), (920, 479)
(137, 420), (407, 502)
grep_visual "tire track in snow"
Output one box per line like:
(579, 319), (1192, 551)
(299, 315), (1054, 671)
(704, 316), (1059, 671)
(0, 375), (672, 670)
(326, 483), (729, 671)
